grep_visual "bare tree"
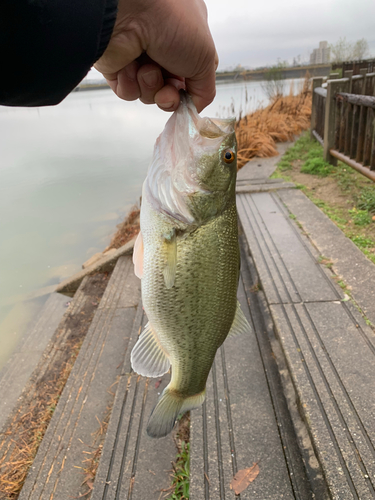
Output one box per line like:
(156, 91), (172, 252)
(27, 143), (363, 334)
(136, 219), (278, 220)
(352, 39), (369, 60)
(330, 37), (370, 63)
(330, 37), (354, 63)
(261, 62), (287, 100)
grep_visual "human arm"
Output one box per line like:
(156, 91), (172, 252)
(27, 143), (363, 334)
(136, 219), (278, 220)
(0, 0), (217, 112)
(0, 0), (117, 106)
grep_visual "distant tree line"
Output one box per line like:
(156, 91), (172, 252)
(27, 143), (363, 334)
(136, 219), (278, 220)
(330, 37), (369, 64)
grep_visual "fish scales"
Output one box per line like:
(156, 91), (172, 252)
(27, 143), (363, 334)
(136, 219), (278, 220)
(131, 92), (251, 438)
(142, 199), (239, 396)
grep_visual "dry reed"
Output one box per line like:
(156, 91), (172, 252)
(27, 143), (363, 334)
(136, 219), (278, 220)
(107, 205), (140, 251)
(236, 76), (312, 168)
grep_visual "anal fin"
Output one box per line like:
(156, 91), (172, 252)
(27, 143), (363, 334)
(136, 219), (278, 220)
(131, 322), (170, 377)
(227, 301), (252, 338)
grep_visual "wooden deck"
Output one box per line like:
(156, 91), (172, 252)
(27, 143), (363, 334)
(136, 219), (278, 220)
(13, 161), (375, 500)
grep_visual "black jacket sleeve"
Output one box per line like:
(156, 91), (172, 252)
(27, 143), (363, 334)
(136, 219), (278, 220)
(0, 0), (118, 107)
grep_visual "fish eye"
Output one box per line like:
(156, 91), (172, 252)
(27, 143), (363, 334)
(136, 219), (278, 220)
(223, 149), (235, 164)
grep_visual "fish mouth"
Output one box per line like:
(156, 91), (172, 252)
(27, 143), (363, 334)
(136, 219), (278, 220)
(144, 91), (236, 225)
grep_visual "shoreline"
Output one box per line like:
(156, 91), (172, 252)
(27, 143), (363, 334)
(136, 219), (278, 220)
(75, 63), (331, 92)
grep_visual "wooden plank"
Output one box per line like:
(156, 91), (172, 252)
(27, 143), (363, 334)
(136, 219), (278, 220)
(363, 107), (374, 166)
(334, 99), (342, 150)
(344, 70), (353, 92)
(314, 87), (327, 98)
(330, 150), (375, 182)
(344, 103), (353, 156)
(350, 105), (359, 159)
(324, 79), (350, 164)
(311, 78), (324, 139)
(356, 105), (367, 163)
(339, 100), (346, 152)
(336, 93), (375, 109)
(319, 95), (325, 138)
(351, 75), (364, 95)
(312, 130), (324, 146)
(370, 118), (375, 171)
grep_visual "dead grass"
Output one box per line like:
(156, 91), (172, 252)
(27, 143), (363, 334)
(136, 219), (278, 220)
(236, 75), (312, 168)
(107, 205), (140, 251)
(80, 406), (113, 498)
(0, 348), (80, 499)
(0, 274), (109, 499)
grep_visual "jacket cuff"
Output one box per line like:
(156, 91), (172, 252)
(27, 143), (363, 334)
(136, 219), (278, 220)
(95, 0), (118, 61)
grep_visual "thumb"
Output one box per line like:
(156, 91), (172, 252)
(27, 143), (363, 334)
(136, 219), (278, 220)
(186, 51), (218, 113)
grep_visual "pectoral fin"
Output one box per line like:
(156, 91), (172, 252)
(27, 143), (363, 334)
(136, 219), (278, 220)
(131, 322), (171, 377)
(163, 230), (177, 289)
(227, 301), (252, 338)
(133, 231), (144, 279)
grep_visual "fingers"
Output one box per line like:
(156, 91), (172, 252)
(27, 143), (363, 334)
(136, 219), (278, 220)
(104, 62), (187, 112)
(136, 64), (164, 104)
(115, 61), (140, 101)
(154, 85), (179, 112)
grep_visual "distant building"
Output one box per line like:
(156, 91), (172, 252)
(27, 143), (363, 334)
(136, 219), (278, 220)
(310, 41), (330, 65)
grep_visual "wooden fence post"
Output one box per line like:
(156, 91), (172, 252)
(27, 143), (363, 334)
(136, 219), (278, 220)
(323, 78), (350, 165)
(344, 70), (353, 92)
(360, 68), (368, 76)
(365, 73), (375, 96)
(329, 73), (339, 79)
(311, 77), (324, 139)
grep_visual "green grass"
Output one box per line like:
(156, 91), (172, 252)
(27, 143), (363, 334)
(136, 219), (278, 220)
(348, 208), (372, 226)
(356, 187), (375, 214)
(273, 132), (375, 265)
(301, 157), (335, 176)
(273, 133), (323, 172)
(303, 192), (375, 264)
(167, 441), (190, 500)
(310, 197), (347, 229)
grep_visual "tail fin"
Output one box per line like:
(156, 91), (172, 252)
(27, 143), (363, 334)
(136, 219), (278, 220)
(147, 386), (205, 438)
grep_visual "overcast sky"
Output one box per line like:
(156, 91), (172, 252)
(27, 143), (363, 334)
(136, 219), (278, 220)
(206, 0), (375, 69)
(88, 0), (375, 79)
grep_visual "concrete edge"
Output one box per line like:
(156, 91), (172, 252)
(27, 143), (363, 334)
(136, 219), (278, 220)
(276, 188), (375, 327)
(56, 237), (136, 296)
(236, 182), (296, 193)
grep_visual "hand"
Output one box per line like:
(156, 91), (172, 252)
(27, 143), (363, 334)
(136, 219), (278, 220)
(94, 0), (218, 113)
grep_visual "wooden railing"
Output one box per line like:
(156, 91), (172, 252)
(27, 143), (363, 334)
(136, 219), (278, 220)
(310, 79), (326, 145)
(310, 73), (375, 181)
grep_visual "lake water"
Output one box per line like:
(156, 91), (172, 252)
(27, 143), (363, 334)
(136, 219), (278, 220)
(0, 78), (300, 370)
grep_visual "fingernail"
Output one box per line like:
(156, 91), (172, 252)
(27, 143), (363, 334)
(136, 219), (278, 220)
(142, 70), (158, 88)
(158, 101), (174, 110)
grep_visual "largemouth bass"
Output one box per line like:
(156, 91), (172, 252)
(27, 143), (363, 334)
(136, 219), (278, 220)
(132, 92), (250, 438)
